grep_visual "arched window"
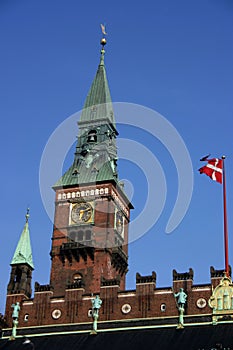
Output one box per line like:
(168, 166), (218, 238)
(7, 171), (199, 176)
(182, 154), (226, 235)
(73, 273), (83, 287)
(73, 273), (82, 282)
(14, 267), (22, 283)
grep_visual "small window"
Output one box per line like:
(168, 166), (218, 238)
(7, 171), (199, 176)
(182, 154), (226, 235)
(88, 309), (93, 317)
(160, 304), (166, 312)
(24, 314), (29, 322)
(73, 273), (82, 283)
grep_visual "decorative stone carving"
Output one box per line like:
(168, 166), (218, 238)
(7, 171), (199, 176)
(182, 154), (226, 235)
(52, 309), (62, 320)
(196, 298), (207, 309)
(121, 304), (131, 314)
(209, 276), (233, 324)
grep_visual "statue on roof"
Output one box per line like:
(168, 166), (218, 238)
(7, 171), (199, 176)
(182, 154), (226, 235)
(12, 302), (20, 319)
(174, 288), (187, 309)
(91, 295), (102, 334)
(91, 295), (102, 317)
(10, 302), (20, 340)
(174, 288), (187, 328)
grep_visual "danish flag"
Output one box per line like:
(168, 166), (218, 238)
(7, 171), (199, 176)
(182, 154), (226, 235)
(199, 157), (223, 184)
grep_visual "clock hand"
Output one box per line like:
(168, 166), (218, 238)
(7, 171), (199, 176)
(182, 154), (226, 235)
(79, 207), (91, 213)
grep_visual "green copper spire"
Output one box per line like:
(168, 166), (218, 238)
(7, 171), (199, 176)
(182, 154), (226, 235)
(79, 35), (115, 126)
(54, 32), (119, 189)
(11, 209), (34, 269)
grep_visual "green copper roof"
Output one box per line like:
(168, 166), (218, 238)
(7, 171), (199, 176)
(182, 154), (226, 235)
(53, 159), (117, 188)
(11, 210), (34, 269)
(79, 48), (115, 126)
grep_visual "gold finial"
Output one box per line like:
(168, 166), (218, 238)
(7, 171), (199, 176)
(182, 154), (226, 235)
(25, 208), (30, 223)
(101, 37), (107, 47)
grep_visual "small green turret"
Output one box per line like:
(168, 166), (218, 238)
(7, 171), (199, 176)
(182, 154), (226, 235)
(10, 209), (34, 269)
(7, 209), (34, 298)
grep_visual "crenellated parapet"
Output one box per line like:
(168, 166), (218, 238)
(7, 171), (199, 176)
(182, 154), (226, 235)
(136, 271), (156, 284)
(101, 276), (121, 287)
(210, 266), (231, 278)
(173, 268), (194, 292)
(173, 268), (194, 281)
(35, 282), (54, 293)
(2, 237), (217, 329)
(4, 266), (233, 330)
(210, 266), (232, 289)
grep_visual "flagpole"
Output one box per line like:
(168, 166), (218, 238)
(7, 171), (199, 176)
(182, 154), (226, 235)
(222, 155), (229, 277)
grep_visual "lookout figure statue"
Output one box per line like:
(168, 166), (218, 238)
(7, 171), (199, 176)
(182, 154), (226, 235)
(174, 288), (187, 309)
(174, 288), (187, 328)
(91, 295), (102, 334)
(10, 302), (20, 340)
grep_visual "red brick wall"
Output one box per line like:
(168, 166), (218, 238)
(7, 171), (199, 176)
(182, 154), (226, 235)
(7, 279), (213, 328)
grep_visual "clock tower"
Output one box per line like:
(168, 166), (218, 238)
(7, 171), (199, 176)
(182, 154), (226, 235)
(50, 37), (133, 296)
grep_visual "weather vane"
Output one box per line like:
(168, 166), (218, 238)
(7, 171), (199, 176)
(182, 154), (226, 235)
(100, 23), (107, 36)
(100, 23), (107, 48)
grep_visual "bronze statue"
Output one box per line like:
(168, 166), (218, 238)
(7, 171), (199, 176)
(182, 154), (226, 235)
(174, 288), (187, 309)
(91, 295), (102, 334)
(10, 302), (20, 340)
(174, 288), (187, 328)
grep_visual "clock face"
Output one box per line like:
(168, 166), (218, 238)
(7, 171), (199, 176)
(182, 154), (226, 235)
(115, 210), (124, 235)
(71, 202), (93, 224)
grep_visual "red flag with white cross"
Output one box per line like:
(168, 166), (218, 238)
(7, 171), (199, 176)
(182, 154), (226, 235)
(198, 157), (223, 184)
(199, 155), (229, 277)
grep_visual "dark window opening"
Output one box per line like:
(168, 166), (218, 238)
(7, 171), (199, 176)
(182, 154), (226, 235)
(87, 130), (97, 143)
(78, 231), (84, 241)
(14, 268), (22, 283)
(73, 273), (82, 283)
(85, 230), (91, 241)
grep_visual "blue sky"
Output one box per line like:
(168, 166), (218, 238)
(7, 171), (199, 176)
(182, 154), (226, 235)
(0, 0), (233, 313)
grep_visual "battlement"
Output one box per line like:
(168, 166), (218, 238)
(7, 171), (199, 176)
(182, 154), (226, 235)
(4, 266), (231, 328)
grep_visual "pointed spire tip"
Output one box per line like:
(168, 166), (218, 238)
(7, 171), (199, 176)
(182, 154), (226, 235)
(25, 208), (30, 223)
(100, 23), (107, 63)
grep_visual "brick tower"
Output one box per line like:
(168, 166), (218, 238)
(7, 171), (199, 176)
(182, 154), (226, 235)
(3, 36), (133, 328)
(49, 37), (133, 296)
